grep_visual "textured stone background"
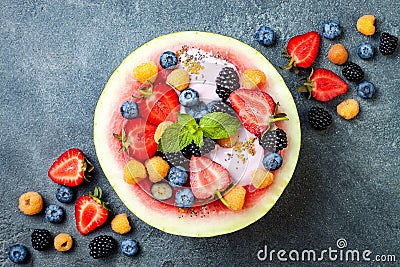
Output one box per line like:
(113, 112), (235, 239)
(1, 0), (399, 266)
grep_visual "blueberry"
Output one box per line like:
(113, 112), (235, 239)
(168, 166), (188, 187)
(45, 204), (64, 223)
(262, 152), (283, 171)
(160, 51), (178, 70)
(255, 26), (275, 46)
(179, 88), (200, 107)
(8, 244), (29, 264)
(322, 20), (341, 39)
(175, 188), (195, 208)
(357, 43), (374, 59)
(185, 101), (209, 122)
(56, 185), (75, 203)
(120, 239), (139, 257)
(357, 81), (376, 99)
(120, 100), (139, 120)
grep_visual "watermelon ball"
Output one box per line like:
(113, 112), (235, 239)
(175, 188), (195, 208)
(120, 100), (139, 120)
(168, 166), (188, 187)
(255, 26), (275, 46)
(179, 88), (200, 107)
(160, 51), (178, 70)
(262, 152), (283, 171)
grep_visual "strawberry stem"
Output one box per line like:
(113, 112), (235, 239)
(216, 191), (229, 208)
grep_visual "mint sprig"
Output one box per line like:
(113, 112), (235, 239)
(199, 112), (241, 139)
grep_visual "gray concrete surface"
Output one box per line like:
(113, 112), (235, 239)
(1, 0), (399, 266)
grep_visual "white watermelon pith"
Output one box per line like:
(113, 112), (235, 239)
(93, 31), (301, 237)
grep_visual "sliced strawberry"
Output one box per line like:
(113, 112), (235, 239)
(299, 68), (348, 102)
(282, 31), (320, 70)
(136, 83), (179, 125)
(75, 187), (109, 235)
(190, 156), (230, 200)
(229, 89), (276, 136)
(48, 148), (93, 187)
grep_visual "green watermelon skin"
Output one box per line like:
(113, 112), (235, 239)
(93, 31), (301, 237)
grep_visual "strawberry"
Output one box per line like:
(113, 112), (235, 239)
(229, 89), (287, 136)
(113, 117), (158, 161)
(75, 187), (109, 235)
(298, 68), (348, 102)
(282, 31), (320, 71)
(48, 148), (94, 187)
(134, 82), (179, 125)
(189, 156), (230, 200)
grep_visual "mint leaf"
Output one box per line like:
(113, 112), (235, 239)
(179, 127), (193, 150)
(158, 123), (182, 153)
(199, 112), (240, 139)
(178, 113), (196, 126)
(192, 129), (204, 147)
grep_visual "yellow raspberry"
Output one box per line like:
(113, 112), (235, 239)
(327, 44), (349, 65)
(356, 15), (376, 36)
(241, 69), (267, 90)
(154, 121), (174, 144)
(54, 233), (73, 252)
(123, 159), (147, 185)
(145, 156), (170, 183)
(167, 69), (190, 91)
(223, 186), (246, 211)
(216, 132), (239, 148)
(251, 168), (274, 189)
(18, 192), (43, 215)
(337, 99), (360, 120)
(133, 62), (158, 84)
(111, 213), (132, 234)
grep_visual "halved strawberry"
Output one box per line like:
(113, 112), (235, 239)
(189, 156), (230, 200)
(229, 89), (286, 136)
(282, 31), (320, 71)
(298, 68), (348, 102)
(48, 148), (93, 187)
(75, 187), (109, 235)
(135, 82), (179, 125)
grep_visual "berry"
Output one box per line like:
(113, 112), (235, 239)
(120, 100), (139, 119)
(48, 148), (93, 187)
(133, 62), (158, 83)
(154, 121), (174, 144)
(167, 68), (190, 91)
(322, 20), (341, 39)
(215, 67), (240, 101)
(207, 100), (236, 117)
(260, 128), (288, 152)
(216, 132), (239, 148)
(120, 239), (139, 257)
(241, 69), (267, 90)
(168, 166), (188, 187)
(356, 14), (376, 36)
(379, 32), (398, 55)
(8, 244), (29, 264)
(45, 204), (65, 223)
(31, 229), (52, 251)
(357, 43), (374, 59)
(56, 185), (75, 203)
(160, 51), (178, 70)
(357, 81), (376, 99)
(222, 186), (246, 211)
(162, 152), (190, 169)
(111, 213), (131, 234)
(327, 43), (348, 65)
(342, 62), (364, 82)
(150, 181), (173, 201)
(262, 152), (283, 171)
(54, 233), (73, 252)
(337, 99), (360, 120)
(123, 159), (147, 185)
(308, 106), (333, 130)
(89, 235), (117, 259)
(251, 169), (274, 189)
(185, 101), (209, 122)
(145, 156), (170, 183)
(255, 26), (275, 46)
(18, 191), (43, 215)
(179, 88), (200, 107)
(181, 138), (215, 159)
(175, 188), (195, 208)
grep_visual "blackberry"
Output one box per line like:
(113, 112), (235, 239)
(379, 32), (398, 55)
(308, 107), (332, 130)
(31, 229), (52, 251)
(342, 62), (364, 82)
(215, 67), (240, 101)
(199, 138), (216, 155)
(181, 138), (215, 159)
(207, 100), (236, 117)
(260, 128), (288, 152)
(162, 152), (190, 169)
(89, 235), (117, 259)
